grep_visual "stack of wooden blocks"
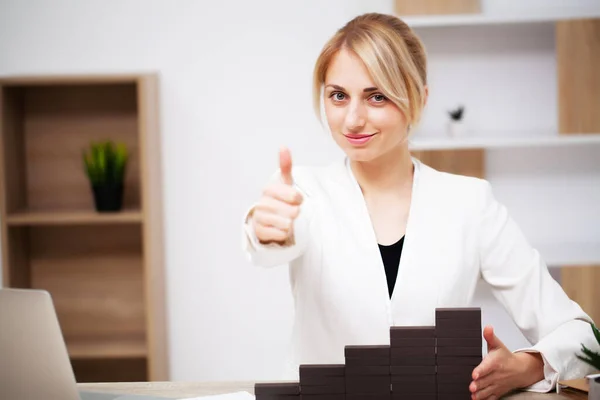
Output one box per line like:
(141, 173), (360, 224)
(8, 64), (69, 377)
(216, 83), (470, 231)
(254, 307), (482, 400)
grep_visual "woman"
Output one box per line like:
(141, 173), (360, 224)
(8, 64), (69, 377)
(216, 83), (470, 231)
(242, 12), (598, 399)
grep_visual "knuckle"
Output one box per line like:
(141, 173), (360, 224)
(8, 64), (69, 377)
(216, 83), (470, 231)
(254, 224), (266, 238)
(292, 206), (301, 219)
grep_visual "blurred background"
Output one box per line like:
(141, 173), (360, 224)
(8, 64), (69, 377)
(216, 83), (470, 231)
(0, 0), (599, 385)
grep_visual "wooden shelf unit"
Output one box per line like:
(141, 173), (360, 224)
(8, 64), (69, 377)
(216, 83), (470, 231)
(0, 73), (168, 382)
(397, 1), (600, 323)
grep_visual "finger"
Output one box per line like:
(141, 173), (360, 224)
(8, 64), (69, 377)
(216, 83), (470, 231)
(279, 147), (293, 185)
(474, 383), (499, 400)
(472, 354), (497, 380)
(255, 196), (301, 220)
(470, 371), (496, 393)
(263, 183), (303, 205)
(254, 223), (288, 243)
(253, 209), (293, 232)
(483, 325), (506, 352)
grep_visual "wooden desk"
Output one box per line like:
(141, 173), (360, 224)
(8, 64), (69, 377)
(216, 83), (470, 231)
(78, 381), (588, 399)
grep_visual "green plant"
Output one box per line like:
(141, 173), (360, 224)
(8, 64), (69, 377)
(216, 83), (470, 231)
(83, 140), (128, 186)
(448, 105), (465, 121)
(577, 323), (600, 371)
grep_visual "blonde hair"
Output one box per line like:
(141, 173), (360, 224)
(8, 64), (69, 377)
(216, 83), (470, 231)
(313, 13), (428, 127)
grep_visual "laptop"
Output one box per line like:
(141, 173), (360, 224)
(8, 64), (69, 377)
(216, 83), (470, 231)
(0, 288), (170, 400)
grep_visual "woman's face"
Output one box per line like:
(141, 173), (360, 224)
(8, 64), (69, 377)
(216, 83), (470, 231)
(323, 48), (410, 163)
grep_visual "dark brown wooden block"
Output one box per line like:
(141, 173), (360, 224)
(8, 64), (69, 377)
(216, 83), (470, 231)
(300, 375), (345, 386)
(390, 337), (436, 347)
(346, 394), (391, 400)
(436, 337), (482, 347)
(392, 394), (436, 400)
(345, 345), (390, 358)
(390, 365), (436, 375)
(300, 395), (345, 400)
(254, 382), (300, 396)
(436, 346), (482, 356)
(345, 356), (390, 366)
(437, 365), (477, 375)
(436, 355), (482, 366)
(391, 374), (436, 386)
(299, 364), (345, 378)
(345, 375), (391, 393)
(437, 382), (472, 394)
(390, 355), (436, 366)
(345, 365), (390, 376)
(389, 326), (435, 338)
(436, 370), (473, 383)
(390, 346), (435, 357)
(434, 328), (481, 338)
(255, 395), (299, 400)
(435, 317), (481, 330)
(435, 307), (481, 320)
(300, 383), (345, 395)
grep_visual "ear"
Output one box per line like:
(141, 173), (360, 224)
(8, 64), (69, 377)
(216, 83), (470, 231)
(422, 85), (429, 108)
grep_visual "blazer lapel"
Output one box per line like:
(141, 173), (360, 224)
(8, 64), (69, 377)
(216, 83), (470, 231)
(389, 160), (443, 326)
(340, 158), (393, 313)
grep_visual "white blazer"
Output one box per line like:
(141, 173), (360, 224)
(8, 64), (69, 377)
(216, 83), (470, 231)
(242, 156), (598, 392)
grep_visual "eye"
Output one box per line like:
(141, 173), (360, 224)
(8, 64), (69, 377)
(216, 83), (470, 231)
(329, 91), (346, 102)
(370, 94), (387, 103)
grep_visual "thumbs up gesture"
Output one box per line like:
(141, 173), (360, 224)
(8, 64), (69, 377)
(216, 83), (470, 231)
(252, 147), (304, 244)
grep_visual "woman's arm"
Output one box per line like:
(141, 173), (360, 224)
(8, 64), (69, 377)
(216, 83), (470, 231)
(475, 180), (598, 392)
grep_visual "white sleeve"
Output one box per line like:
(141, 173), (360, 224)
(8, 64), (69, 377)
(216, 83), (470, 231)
(476, 180), (599, 392)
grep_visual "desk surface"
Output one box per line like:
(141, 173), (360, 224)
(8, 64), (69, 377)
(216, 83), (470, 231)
(77, 381), (587, 399)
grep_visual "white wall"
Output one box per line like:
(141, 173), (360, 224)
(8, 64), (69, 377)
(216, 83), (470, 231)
(0, 0), (598, 382)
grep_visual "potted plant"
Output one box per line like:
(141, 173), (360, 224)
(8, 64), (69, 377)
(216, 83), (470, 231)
(83, 140), (128, 212)
(576, 322), (600, 399)
(447, 105), (466, 138)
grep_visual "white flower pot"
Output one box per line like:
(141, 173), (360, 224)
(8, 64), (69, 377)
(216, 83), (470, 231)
(447, 120), (466, 138)
(589, 375), (600, 400)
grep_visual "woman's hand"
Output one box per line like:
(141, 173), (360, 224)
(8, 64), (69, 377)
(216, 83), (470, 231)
(470, 325), (545, 400)
(252, 147), (303, 245)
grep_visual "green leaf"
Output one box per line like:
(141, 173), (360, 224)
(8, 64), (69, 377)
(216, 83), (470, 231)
(592, 323), (600, 345)
(577, 343), (600, 370)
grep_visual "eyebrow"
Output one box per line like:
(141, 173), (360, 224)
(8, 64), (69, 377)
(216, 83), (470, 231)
(326, 84), (379, 93)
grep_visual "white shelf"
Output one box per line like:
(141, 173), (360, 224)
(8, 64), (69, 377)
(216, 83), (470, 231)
(537, 242), (600, 267)
(402, 8), (600, 28)
(408, 133), (600, 151)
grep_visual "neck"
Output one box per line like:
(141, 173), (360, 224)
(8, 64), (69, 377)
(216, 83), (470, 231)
(350, 145), (414, 196)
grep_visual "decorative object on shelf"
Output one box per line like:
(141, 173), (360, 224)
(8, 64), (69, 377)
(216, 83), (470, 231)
(447, 105), (466, 138)
(83, 140), (128, 212)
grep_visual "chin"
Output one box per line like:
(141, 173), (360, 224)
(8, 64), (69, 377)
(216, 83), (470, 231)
(343, 147), (381, 163)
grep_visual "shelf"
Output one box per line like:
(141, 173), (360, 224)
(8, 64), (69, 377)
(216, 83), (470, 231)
(409, 133), (600, 151)
(402, 8), (600, 28)
(6, 209), (143, 226)
(537, 242), (600, 268)
(67, 337), (147, 359)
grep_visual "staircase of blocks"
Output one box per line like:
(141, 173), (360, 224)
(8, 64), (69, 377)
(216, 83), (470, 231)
(254, 307), (482, 400)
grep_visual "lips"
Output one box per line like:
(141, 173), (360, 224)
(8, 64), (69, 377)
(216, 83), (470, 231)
(344, 133), (376, 139)
(343, 132), (377, 146)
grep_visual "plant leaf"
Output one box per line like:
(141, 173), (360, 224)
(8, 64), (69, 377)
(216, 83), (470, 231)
(592, 323), (600, 345)
(578, 343), (600, 370)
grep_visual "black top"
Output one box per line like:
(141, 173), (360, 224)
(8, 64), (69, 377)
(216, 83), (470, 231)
(378, 236), (404, 298)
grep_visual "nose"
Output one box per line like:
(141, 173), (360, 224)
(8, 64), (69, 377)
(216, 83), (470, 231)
(344, 100), (366, 132)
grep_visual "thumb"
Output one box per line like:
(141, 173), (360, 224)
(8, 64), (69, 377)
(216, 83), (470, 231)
(279, 147), (293, 185)
(483, 325), (505, 352)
